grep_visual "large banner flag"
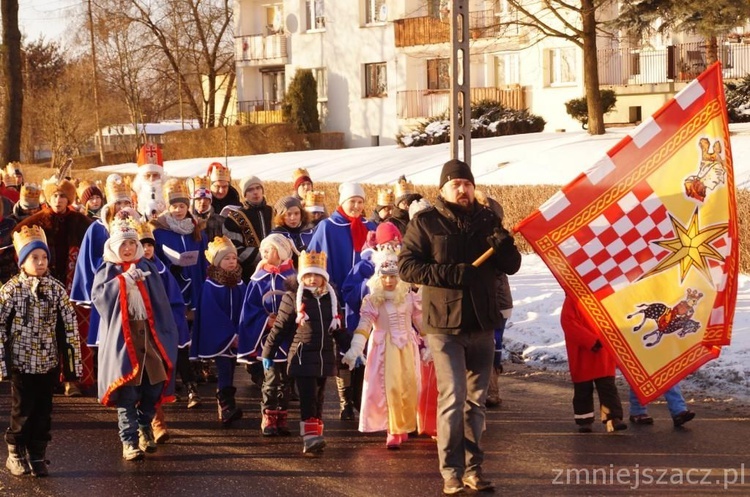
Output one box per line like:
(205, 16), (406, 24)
(515, 62), (738, 404)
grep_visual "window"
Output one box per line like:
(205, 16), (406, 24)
(548, 47), (576, 85)
(365, 0), (387, 24)
(312, 67), (328, 101)
(365, 62), (387, 97)
(266, 5), (283, 34)
(305, 0), (325, 31)
(427, 58), (450, 90)
(495, 52), (520, 85)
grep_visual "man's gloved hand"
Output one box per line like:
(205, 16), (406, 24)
(342, 333), (367, 371)
(591, 339), (603, 353)
(261, 357), (274, 371)
(459, 263), (477, 286)
(486, 227), (511, 253)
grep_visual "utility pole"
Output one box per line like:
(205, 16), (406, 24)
(449, 0), (471, 165)
(87, 0), (105, 164)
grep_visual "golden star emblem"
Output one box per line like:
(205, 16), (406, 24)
(642, 208), (728, 284)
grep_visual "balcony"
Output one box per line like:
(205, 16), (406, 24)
(598, 39), (750, 86)
(236, 34), (288, 66)
(394, 10), (501, 48)
(397, 85), (526, 119)
(237, 100), (283, 124)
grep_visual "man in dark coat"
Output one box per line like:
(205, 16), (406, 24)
(222, 175), (272, 281)
(398, 159), (521, 495)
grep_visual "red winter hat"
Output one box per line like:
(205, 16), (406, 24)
(375, 222), (402, 246)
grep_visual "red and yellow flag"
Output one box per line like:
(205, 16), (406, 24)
(515, 63), (738, 403)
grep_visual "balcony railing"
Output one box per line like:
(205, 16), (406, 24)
(237, 100), (284, 124)
(236, 33), (288, 64)
(397, 85), (526, 119)
(598, 40), (750, 86)
(394, 10), (502, 48)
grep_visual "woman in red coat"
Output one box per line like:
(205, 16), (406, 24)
(561, 295), (627, 433)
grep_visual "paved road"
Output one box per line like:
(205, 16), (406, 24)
(0, 364), (748, 496)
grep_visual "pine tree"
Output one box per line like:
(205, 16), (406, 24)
(282, 69), (320, 134)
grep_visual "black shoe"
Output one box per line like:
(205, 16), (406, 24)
(578, 424), (593, 433)
(462, 473), (495, 492)
(672, 410), (695, 428)
(629, 414), (654, 425)
(340, 405), (355, 421)
(443, 477), (465, 495)
(606, 418), (628, 432)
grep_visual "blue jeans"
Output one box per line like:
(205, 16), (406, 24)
(427, 330), (494, 481)
(115, 378), (164, 445)
(629, 384), (687, 418)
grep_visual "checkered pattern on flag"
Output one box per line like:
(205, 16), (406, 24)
(515, 62), (739, 404)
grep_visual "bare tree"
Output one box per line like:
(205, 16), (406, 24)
(0, 0), (23, 163)
(493, 0), (617, 135)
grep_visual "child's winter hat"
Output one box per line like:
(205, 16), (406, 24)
(260, 233), (295, 262)
(304, 190), (326, 213)
(293, 168), (312, 190)
(375, 221), (402, 247)
(338, 182), (365, 205)
(239, 175), (263, 196)
(274, 195), (302, 216)
(205, 235), (237, 267)
(13, 225), (49, 267)
(163, 178), (190, 206)
(189, 175), (212, 200)
(373, 247), (399, 276)
(79, 183), (103, 206)
(408, 198), (432, 219)
(19, 183), (41, 210)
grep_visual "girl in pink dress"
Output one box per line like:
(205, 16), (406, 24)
(342, 248), (423, 449)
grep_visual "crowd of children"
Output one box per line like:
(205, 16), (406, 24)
(0, 152), (696, 483)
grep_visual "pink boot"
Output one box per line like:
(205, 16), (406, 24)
(386, 432), (401, 449)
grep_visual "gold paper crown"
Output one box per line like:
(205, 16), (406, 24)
(4, 162), (21, 187)
(136, 221), (155, 241)
(304, 190), (325, 208)
(163, 178), (190, 204)
(298, 250), (327, 272)
(293, 168), (311, 181)
(377, 188), (395, 206)
(205, 235), (236, 265)
(189, 176), (212, 197)
(13, 225), (47, 254)
(20, 183), (41, 203)
(105, 174), (131, 203)
(394, 177), (416, 200)
(208, 162), (231, 183)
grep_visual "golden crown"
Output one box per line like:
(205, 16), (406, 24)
(298, 250), (327, 272)
(293, 168), (311, 180)
(20, 183), (41, 202)
(304, 190), (325, 207)
(4, 162), (21, 186)
(104, 174), (130, 203)
(377, 188), (395, 206)
(191, 175), (211, 192)
(394, 177), (416, 199)
(136, 221), (155, 241)
(13, 225), (47, 254)
(208, 162), (231, 183)
(205, 235), (236, 265)
(163, 178), (190, 203)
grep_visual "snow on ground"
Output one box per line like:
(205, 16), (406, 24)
(97, 124), (750, 402)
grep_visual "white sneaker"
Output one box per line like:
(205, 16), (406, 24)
(138, 427), (157, 453)
(122, 443), (144, 461)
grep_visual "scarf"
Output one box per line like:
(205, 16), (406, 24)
(119, 261), (147, 320)
(162, 212), (196, 235)
(336, 206), (368, 252)
(207, 264), (243, 287)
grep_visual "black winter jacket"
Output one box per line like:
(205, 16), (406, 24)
(262, 279), (350, 377)
(398, 196), (521, 334)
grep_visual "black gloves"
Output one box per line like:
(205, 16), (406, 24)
(458, 263), (477, 286)
(591, 339), (603, 353)
(486, 227), (511, 253)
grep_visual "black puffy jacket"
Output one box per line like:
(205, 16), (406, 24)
(398, 196), (521, 335)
